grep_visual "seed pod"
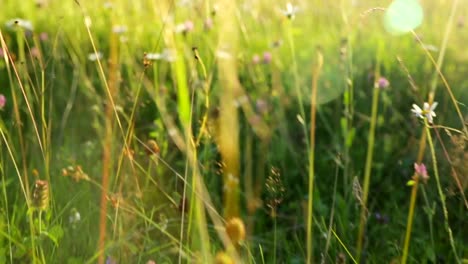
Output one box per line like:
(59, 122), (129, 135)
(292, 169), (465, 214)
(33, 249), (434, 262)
(145, 139), (160, 156)
(32, 180), (49, 211)
(225, 217), (246, 244)
(215, 252), (233, 264)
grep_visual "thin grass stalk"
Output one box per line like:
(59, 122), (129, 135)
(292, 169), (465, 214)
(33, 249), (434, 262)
(401, 1), (461, 259)
(401, 131), (427, 264)
(356, 44), (382, 262)
(97, 24), (119, 264)
(307, 49), (323, 264)
(424, 120), (460, 262)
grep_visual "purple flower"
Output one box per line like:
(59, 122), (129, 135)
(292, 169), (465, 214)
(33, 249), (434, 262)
(374, 212), (389, 224)
(263, 51), (272, 64)
(175, 20), (194, 34)
(377, 77), (389, 89)
(0, 94), (6, 110)
(252, 54), (260, 64)
(30, 47), (40, 58)
(39, 32), (48, 41)
(204, 18), (213, 31)
(106, 256), (117, 264)
(414, 163), (429, 182)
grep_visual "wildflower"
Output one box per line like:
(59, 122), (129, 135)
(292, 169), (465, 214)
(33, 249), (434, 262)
(225, 217), (246, 244)
(411, 102), (438, 123)
(175, 20), (194, 34)
(414, 162), (429, 183)
(30, 47), (40, 58)
(146, 261), (156, 264)
(103, 1), (113, 9)
(263, 51), (272, 64)
(216, 49), (232, 60)
(88, 52), (103, 61)
(204, 18), (213, 31)
(281, 2), (299, 20)
(179, 0), (193, 7)
(374, 212), (389, 224)
(112, 25), (127, 34)
(145, 49), (176, 62)
(0, 94), (6, 110)
(69, 208), (81, 227)
(457, 16), (465, 28)
(377, 77), (389, 89)
(252, 54), (260, 64)
(105, 256), (116, 264)
(39, 32), (48, 41)
(5, 18), (34, 31)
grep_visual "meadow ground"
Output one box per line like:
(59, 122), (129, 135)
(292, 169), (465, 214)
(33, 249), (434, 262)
(0, 0), (467, 263)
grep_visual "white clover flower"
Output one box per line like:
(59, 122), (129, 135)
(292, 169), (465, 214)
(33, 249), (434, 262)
(145, 49), (176, 62)
(69, 209), (81, 227)
(103, 1), (113, 9)
(112, 25), (127, 34)
(411, 101), (438, 123)
(215, 49), (232, 60)
(281, 2), (300, 20)
(5, 18), (33, 31)
(175, 20), (194, 34)
(88, 52), (103, 61)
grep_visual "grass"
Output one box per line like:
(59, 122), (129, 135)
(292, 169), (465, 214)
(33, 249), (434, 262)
(0, 0), (467, 263)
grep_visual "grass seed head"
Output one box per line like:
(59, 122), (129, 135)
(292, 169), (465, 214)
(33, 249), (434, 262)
(32, 180), (49, 211)
(225, 217), (246, 244)
(215, 252), (234, 264)
(145, 139), (160, 156)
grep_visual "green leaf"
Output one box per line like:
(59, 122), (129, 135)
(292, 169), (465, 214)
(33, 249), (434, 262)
(42, 225), (64, 247)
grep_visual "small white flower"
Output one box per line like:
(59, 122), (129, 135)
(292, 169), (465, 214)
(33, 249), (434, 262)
(103, 1), (113, 9)
(84, 16), (92, 27)
(145, 49), (176, 62)
(215, 49), (232, 60)
(88, 52), (103, 61)
(281, 2), (300, 20)
(69, 209), (81, 225)
(5, 18), (33, 31)
(421, 44), (439, 52)
(145, 53), (164, 60)
(411, 101), (438, 123)
(112, 25), (127, 34)
(174, 20), (194, 33)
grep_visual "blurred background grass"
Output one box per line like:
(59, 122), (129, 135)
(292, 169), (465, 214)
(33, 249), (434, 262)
(0, 0), (467, 263)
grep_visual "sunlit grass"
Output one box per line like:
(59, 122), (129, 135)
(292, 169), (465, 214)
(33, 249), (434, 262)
(0, 0), (467, 263)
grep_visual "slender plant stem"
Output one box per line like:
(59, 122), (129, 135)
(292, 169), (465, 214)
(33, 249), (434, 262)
(273, 211), (277, 264)
(424, 120), (460, 262)
(356, 43), (382, 261)
(401, 131), (427, 264)
(307, 49), (323, 264)
(356, 81), (380, 262)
